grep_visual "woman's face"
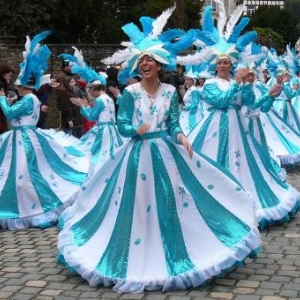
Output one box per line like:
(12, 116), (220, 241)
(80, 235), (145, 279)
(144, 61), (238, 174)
(198, 78), (205, 87)
(246, 71), (255, 84)
(138, 55), (161, 79)
(3, 71), (12, 84)
(184, 77), (194, 89)
(69, 78), (76, 87)
(216, 58), (231, 78)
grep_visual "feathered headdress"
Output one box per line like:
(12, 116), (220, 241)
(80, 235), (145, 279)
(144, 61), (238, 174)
(283, 44), (300, 76)
(185, 62), (213, 80)
(236, 43), (268, 73)
(177, 0), (257, 69)
(59, 47), (107, 87)
(16, 30), (51, 90)
(267, 48), (288, 77)
(101, 5), (195, 84)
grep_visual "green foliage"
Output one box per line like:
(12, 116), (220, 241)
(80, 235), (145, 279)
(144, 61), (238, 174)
(254, 27), (285, 53)
(248, 5), (300, 46)
(285, 0), (300, 20)
(0, 0), (203, 44)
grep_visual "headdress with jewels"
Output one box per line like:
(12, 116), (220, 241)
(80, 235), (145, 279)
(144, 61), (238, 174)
(16, 30), (51, 90)
(177, 0), (257, 71)
(101, 5), (195, 84)
(59, 47), (107, 87)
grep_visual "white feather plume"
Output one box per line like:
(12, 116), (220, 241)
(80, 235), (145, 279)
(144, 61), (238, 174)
(72, 46), (85, 67)
(193, 39), (206, 49)
(176, 47), (212, 65)
(121, 41), (133, 47)
(149, 5), (176, 38)
(213, 0), (227, 37)
(23, 36), (31, 59)
(101, 48), (132, 65)
(224, 4), (245, 40)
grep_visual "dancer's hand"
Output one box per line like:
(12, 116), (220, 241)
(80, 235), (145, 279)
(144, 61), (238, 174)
(178, 133), (193, 158)
(269, 84), (282, 97)
(137, 124), (150, 135)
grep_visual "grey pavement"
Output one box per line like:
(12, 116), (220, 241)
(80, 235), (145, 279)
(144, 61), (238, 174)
(1, 167), (300, 300)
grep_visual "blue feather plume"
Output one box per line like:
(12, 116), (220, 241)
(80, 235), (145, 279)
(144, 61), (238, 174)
(201, 6), (214, 33)
(235, 31), (257, 51)
(122, 23), (145, 44)
(139, 16), (154, 36)
(228, 17), (250, 43)
(18, 30), (51, 89)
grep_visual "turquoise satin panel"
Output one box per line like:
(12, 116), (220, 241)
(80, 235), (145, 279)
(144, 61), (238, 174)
(0, 133), (19, 218)
(236, 114), (282, 208)
(90, 127), (104, 165)
(164, 139), (251, 248)
(266, 113), (300, 154)
(21, 130), (64, 210)
(71, 150), (127, 247)
(133, 130), (168, 140)
(240, 84), (255, 106)
(151, 141), (195, 276)
(188, 106), (198, 132)
(217, 111), (229, 170)
(35, 132), (87, 185)
(248, 119), (287, 188)
(191, 113), (214, 153)
(95, 141), (142, 278)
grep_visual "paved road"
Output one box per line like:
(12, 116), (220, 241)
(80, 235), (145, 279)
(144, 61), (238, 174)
(1, 167), (300, 300)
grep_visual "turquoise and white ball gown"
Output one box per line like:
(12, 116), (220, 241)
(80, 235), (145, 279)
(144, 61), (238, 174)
(58, 82), (260, 293)
(188, 78), (300, 229)
(179, 86), (206, 135)
(271, 82), (300, 133)
(0, 93), (91, 230)
(242, 80), (286, 181)
(79, 94), (124, 172)
(259, 108), (300, 166)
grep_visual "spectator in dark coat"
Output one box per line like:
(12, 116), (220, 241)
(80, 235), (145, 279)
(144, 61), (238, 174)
(0, 64), (13, 133)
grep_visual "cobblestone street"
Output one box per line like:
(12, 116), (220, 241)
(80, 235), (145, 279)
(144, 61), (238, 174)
(1, 167), (300, 300)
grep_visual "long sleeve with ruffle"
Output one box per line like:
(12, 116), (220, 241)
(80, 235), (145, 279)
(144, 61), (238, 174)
(117, 89), (139, 138)
(0, 94), (34, 120)
(80, 98), (105, 121)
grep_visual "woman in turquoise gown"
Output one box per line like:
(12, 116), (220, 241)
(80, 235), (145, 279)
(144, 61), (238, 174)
(57, 8), (260, 293)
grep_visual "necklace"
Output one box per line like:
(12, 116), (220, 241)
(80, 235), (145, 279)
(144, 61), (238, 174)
(140, 81), (161, 99)
(140, 81), (161, 115)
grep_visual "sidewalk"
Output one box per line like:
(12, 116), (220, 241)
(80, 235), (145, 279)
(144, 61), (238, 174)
(1, 167), (300, 300)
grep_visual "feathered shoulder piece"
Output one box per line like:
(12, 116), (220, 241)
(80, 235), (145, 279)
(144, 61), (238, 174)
(59, 47), (107, 87)
(17, 30), (51, 90)
(101, 5), (195, 84)
(177, 0), (257, 69)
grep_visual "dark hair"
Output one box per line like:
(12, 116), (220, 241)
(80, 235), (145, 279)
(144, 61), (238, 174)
(90, 84), (105, 91)
(0, 64), (13, 76)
